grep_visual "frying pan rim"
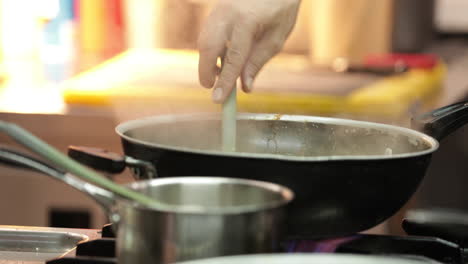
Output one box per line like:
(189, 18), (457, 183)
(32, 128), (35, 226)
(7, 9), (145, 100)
(115, 113), (439, 162)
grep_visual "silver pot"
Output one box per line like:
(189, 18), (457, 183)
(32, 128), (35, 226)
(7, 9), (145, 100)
(115, 177), (293, 263)
(0, 148), (293, 264)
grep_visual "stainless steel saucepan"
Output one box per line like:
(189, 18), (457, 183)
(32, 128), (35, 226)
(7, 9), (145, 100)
(0, 126), (293, 264)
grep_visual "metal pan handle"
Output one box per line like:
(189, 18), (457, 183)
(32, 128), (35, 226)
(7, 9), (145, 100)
(0, 147), (116, 214)
(403, 208), (468, 247)
(412, 101), (468, 140)
(68, 146), (157, 179)
(68, 146), (126, 174)
(0, 121), (160, 208)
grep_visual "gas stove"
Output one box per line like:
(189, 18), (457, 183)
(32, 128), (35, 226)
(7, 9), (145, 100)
(1, 209), (467, 264)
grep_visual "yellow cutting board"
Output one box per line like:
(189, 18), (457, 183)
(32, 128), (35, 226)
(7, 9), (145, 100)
(62, 49), (445, 120)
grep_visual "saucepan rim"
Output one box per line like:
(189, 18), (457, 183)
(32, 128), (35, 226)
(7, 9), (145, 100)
(120, 176), (294, 214)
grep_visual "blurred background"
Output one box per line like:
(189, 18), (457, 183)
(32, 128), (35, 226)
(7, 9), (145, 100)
(0, 0), (467, 235)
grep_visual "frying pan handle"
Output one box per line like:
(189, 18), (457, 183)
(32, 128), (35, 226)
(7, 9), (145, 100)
(403, 208), (468, 247)
(412, 101), (468, 140)
(68, 146), (126, 174)
(0, 147), (116, 214)
(68, 146), (157, 179)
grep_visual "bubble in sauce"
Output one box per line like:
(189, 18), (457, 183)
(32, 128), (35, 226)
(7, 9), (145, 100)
(385, 148), (393, 155)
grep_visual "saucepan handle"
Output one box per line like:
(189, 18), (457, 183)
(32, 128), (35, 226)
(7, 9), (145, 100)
(412, 101), (468, 140)
(68, 146), (157, 179)
(0, 121), (158, 208)
(0, 147), (116, 214)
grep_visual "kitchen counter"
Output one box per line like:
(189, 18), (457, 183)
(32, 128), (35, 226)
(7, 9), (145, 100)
(60, 49), (445, 123)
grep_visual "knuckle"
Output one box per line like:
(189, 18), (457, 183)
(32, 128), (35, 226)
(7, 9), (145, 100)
(197, 26), (224, 53)
(242, 10), (259, 24)
(247, 60), (262, 75)
(238, 14), (261, 33)
(225, 47), (245, 66)
(236, 18), (252, 30)
(218, 73), (236, 87)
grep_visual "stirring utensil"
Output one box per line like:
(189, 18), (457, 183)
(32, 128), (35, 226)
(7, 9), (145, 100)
(220, 54), (237, 152)
(222, 82), (237, 152)
(0, 121), (167, 209)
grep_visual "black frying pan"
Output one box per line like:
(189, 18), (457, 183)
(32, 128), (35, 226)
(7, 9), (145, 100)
(68, 101), (468, 238)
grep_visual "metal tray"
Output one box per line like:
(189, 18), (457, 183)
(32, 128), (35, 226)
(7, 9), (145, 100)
(0, 226), (97, 263)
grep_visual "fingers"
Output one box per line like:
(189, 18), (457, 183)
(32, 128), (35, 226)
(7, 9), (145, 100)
(241, 31), (284, 93)
(198, 0), (301, 99)
(212, 21), (256, 103)
(198, 21), (228, 89)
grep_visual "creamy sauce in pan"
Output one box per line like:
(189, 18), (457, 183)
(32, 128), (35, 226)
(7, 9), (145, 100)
(124, 118), (433, 157)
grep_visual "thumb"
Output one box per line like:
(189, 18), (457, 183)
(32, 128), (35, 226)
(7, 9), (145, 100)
(241, 33), (284, 93)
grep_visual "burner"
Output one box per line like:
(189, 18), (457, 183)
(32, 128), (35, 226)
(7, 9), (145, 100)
(45, 212), (468, 264)
(284, 237), (358, 252)
(76, 239), (116, 258)
(285, 234), (461, 264)
(47, 256), (116, 264)
(338, 234), (460, 264)
(101, 224), (115, 238)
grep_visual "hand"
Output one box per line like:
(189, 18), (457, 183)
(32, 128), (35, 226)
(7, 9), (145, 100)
(198, 0), (301, 103)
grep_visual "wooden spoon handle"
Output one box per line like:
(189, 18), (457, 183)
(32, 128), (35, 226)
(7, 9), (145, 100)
(222, 82), (237, 152)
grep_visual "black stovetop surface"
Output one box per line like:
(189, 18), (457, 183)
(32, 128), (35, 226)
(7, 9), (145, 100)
(46, 216), (468, 264)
